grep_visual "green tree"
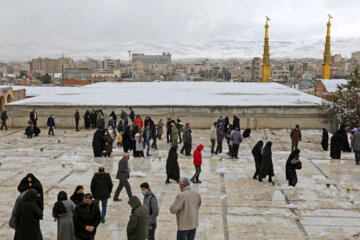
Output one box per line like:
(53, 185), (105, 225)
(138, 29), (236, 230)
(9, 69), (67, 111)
(40, 73), (52, 84)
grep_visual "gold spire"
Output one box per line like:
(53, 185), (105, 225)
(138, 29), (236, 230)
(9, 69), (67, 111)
(322, 14), (332, 79)
(262, 16), (271, 82)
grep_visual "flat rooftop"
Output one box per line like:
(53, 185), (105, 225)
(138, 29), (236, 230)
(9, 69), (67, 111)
(9, 82), (324, 107)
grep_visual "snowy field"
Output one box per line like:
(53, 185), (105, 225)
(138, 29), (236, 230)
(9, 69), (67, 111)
(9, 82), (324, 106)
(0, 128), (359, 240)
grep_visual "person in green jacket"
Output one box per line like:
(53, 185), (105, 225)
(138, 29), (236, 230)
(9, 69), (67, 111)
(180, 124), (192, 156)
(127, 196), (149, 240)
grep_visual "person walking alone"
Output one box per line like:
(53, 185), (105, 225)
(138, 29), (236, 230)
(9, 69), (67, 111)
(290, 124), (302, 152)
(47, 114), (55, 136)
(190, 144), (204, 184)
(75, 110), (80, 131)
(1, 110), (8, 130)
(114, 154), (133, 201)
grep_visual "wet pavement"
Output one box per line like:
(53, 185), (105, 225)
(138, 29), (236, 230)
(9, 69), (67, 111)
(0, 128), (359, 240)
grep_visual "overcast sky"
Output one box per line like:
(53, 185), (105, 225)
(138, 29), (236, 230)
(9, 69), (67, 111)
(1, 0), (360, 60)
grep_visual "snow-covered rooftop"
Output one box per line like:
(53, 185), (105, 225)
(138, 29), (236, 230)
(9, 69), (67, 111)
(8, 82), (325, 107)
(320, 79), (348, 93)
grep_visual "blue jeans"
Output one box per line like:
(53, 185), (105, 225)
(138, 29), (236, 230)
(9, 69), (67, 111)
(177, 228), (196, 240)
(145, 140), (150, 155)
(94, 199), (108, 221)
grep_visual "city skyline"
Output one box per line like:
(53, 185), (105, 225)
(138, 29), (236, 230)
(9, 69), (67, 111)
(1, 0), (360, 60)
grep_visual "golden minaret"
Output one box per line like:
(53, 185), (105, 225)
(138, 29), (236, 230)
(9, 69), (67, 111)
(262, 16), (271, 82)
(322, 14), (333, 79)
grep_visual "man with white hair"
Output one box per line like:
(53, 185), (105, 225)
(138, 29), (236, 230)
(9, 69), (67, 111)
(114, 154), (132, 201)
(170, 177), (201, 240)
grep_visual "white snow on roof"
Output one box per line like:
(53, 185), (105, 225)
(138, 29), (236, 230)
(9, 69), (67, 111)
(8, 82), (325, 107)
(320, 79), (348, 93)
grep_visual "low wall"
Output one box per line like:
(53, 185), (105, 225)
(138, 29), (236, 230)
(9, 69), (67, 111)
(5, 104), (330, 129)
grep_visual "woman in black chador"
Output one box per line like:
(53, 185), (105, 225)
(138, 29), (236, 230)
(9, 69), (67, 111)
(17, 173), (44, 211)
(258, 141), (274, 182)
(321, 128), (329, 151)
(166, 145), (180, 184)
(285, 149), (302, 187)
(330, 130), (342, 159)
(92, 128), (104, 157)
(251, 140), (263, 179)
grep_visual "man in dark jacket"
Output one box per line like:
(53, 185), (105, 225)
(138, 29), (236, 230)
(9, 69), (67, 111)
(30, 109), (38, 127)
(290, 124), (302, 152)
(140, 182), (159, 240)
(215, 124), (224, 155)
(1, 110), (8, 130)
(180, 124), (192, 156)
(47, 114), (55, 136)
(73, 193), (101, 240)
(230, 127), (243, 159)
(114, 154), (133, 201)
(90, 167), (113, 223)
(121, 109), (128, 126)
(75, 109), (80, 131)
(97, 115), (105, 129)
(127, 195), (149, 240)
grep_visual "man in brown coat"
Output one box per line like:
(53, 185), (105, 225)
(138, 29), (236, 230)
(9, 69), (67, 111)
(290, 124), (302, 152)
(170, 177), (201, 240)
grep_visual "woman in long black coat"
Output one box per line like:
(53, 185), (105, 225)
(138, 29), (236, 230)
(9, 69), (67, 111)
(15, 189), (43, 240)
(90, 110), (97, 129)
(17, 173), (44, 211)
(110, 111), (117, 127)
(259, 141), (274, 182)
(123, 126), (133, 153)
(166, 145), (180, 184)
(285, 149), (302, 187)
(84, 110), (91, 129)
(330, 130), (342, 159)
(92, 129), (104, 157)
(251, 140), (263, 179)
(321, 128), (329, 151)
(339, 125), (351, 152)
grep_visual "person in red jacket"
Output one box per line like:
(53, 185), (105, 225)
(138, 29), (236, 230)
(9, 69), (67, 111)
(190, 144), (204, 184)
(133, 115), (143, 129)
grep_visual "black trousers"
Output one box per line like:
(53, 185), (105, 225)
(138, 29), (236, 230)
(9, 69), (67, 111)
(211, 139), (215, 153)
(148, 228), (156, 240)
(167, 130), (171, 143)
(215, 140), (222, 154)
(48, 126), (54, 135)
(181, 142), (192, 155)
(151, 137), (157, 149)
(1, 120), (7, 130)
(114, 179), (132, 199)
(75, 120), (79, 130)
(178, 132), (182, 143)
(191, 166), (201, 181)
(232, 144), (239, 158)
(291, 142), (298, 152)
(289, 176), (297, 187)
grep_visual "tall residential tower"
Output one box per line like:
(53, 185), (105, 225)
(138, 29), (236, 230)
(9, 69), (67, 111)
(262, 17), (271, 82)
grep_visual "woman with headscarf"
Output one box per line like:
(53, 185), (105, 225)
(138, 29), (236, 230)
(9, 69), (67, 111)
(52, 191), (75, 240)
(251, 140), (263, 179)
(90, 110), (97, 129)
(339, 125), (351, 152)
(331, 130), (342, 159)
(321, 128), (329, 151)
(123, 126), (132, 153)
(70, 185), (84, 206)
(134, 130), (144, 157)
(92, 128), (104, 157)
(166, 145), (180, 184)
(102, 129), (113, 157)
(14, 189), (43, 240)
(17, 173), (44, 211)
(285, 149), (302, 187)
(84, 110), (91, 129)
(259, 141), (275, 182)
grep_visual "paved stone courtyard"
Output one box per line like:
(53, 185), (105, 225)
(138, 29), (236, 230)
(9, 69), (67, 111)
(0, 128), (360, 240)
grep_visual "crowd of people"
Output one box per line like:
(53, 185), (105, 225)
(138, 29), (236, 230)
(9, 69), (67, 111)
(4, 107), (360, 240)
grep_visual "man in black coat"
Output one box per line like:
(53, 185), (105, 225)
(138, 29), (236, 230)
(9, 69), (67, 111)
(14, 189), (43, 240)
(97, 115), (105, 129)
(90, 167), (113, 223)
(92, 129), (104, 157)
(114, 154), (133, 201)
(30, 109), (38, 128)
(75, 109), (80, 131)
(1, 110), (8, 130)
(73, 193), (101, 240)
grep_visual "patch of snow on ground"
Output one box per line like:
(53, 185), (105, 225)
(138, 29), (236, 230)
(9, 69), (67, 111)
(131, 171), (147, 177)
